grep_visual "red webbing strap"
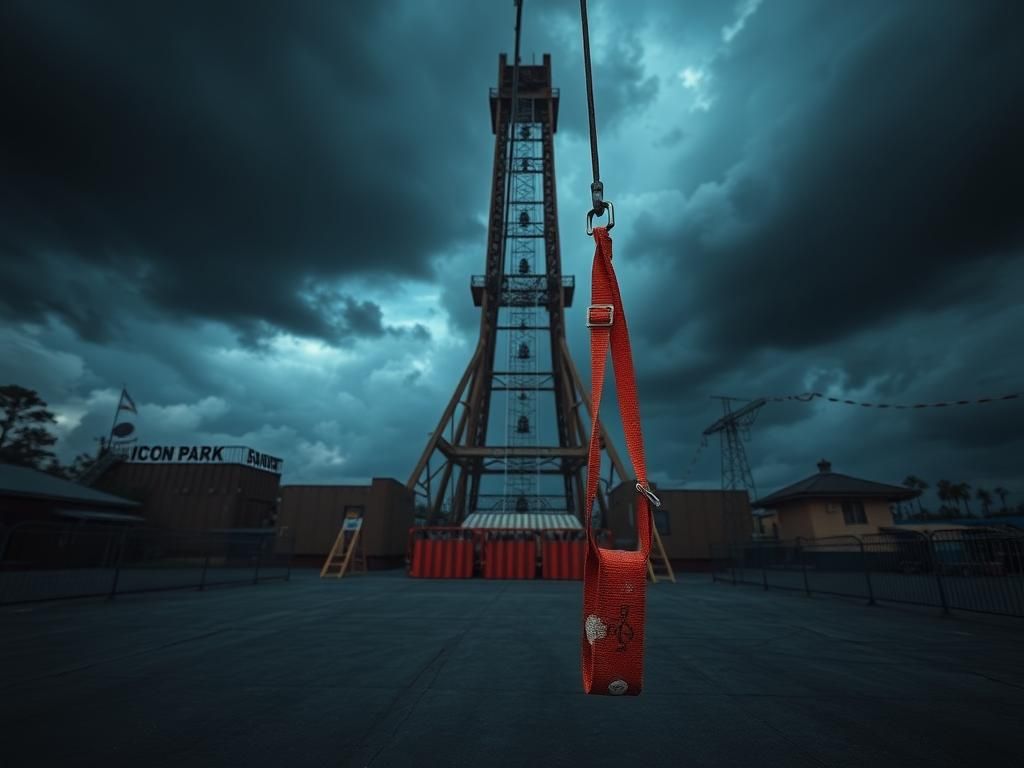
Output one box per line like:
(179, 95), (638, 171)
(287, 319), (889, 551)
(581, 227), (653, 697)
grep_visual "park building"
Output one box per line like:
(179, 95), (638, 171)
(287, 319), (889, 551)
(0, 463), (141, 528)
(0, 463), (143, 576)
(93, 444), (282, 530)
(606, 482), (753, 571)
(277, 480), (414, 569)
(751, 459), (919, 540)
(87, 444), (414, 568)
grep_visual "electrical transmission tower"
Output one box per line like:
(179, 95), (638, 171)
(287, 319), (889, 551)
(406, 51), (630, 524)
(702, 397), (766, 546)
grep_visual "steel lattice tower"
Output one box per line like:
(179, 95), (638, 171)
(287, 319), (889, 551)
(407, 53), (631, 525)
(703, 397), (766, 545)
(503, 118), (544, 512)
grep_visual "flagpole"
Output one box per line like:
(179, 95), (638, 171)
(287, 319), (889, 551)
(106, 386), (125, 454)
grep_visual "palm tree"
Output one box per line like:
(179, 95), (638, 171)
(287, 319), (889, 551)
(916, 478), (928, 514)
(956, 482), (973, 516)
(903, 475), (928, 517)
(994, 486), (1010, 514)
(937, 479), (953, 516)
(976, 487), (993, 516)
(946, 482), (963, 516)
(945, 484), (959, 515)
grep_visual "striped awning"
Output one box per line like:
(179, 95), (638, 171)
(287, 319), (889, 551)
(461, 513), (582, 530)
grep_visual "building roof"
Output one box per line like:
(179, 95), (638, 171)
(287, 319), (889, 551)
(0, 463), (140, 508)
(56, 509), (145, 523)
(461, 513), (582, 530)
(751, 459), (918, 509)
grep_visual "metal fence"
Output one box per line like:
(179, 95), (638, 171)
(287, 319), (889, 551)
(0, 522), (294, 605)
(711, 528), (1024, 618)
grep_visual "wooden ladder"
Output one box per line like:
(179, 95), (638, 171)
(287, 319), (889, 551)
(320, 526), (366, 578)
(647, 526), (676, 583)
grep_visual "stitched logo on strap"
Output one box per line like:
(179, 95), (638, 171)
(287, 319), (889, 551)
(609, 605), (634, 652)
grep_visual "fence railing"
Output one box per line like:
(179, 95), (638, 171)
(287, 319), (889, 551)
(0, 522), (294, 605)
(711, 528), (1024, 618)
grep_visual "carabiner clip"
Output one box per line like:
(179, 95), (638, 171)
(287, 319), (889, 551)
(586, 200), (615, 235)
(635, 481), (661, 508)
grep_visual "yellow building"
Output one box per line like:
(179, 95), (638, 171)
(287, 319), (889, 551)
(752, 459), (918, 540)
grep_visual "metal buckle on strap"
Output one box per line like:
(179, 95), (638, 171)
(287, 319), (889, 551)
(587, 304), (614, 328)
(635, 482), (661, 508)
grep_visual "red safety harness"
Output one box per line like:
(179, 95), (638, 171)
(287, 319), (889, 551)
(581, 226), (656, 696)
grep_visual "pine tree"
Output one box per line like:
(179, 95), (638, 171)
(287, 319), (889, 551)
(0, 385), (59, 470)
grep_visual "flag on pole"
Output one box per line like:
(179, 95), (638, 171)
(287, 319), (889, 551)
(108, 387), (140, 451)
(118, 389), (137, 414)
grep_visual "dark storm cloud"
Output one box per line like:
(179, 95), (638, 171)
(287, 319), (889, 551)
(653, 127), (685, 149)
(1, 1), (479, 342)
(629, 0), (1024, 387)
(579, 32), (659, 133)
(0, 251), (153, 343)
(0, 0), (663, 345)
(647, 1), (1024, 350)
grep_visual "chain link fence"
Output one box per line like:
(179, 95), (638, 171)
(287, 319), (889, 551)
(711, 528), (1024, 617)
(0, 522), (294, 604)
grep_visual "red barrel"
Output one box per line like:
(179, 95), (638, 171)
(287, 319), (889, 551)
(542, 530), (586, 580)
(482, 531), (538, 579)
(408, 528), (475, 578)
(541, 529), (615, 580)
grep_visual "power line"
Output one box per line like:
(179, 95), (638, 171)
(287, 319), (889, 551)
(729, 391), (1021, 410)
(670, 387), (1021, 486)
(673, 435), (709, 487)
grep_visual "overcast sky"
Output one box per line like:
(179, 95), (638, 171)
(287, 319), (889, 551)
(2, 0), (1022, 509)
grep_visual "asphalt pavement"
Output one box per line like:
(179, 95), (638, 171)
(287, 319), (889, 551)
(2, 569), (1022, 768)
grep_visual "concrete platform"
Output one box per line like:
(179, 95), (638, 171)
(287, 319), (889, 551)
(1, 570), (1021, 768)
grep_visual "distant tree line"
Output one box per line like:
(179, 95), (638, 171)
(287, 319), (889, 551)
(897, 475), (1021, 520)
(0, 385), (103, 480)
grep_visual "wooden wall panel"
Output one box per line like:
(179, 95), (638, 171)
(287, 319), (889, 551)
(607, 484), (753, 560)
(98, 462), (280, 531)
(280, 479), (414, 557)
